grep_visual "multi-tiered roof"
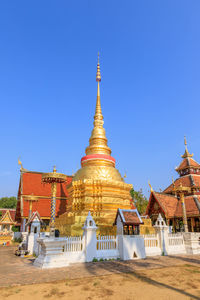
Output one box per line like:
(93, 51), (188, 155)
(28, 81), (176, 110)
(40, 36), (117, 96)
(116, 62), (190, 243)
(146, 138), (200, 220)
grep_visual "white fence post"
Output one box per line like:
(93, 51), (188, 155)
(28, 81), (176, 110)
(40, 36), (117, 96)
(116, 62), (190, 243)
(154, 214), (169, 255)
(82, 211), (97, 262)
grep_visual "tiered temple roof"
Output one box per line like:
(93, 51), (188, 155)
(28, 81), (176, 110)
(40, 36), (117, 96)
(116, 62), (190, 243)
(146, 192), (200, 219)
(146, 138), (200, 221)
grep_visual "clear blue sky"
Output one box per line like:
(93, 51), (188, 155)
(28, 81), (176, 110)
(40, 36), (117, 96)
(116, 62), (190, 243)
(0, 1), (200, 198)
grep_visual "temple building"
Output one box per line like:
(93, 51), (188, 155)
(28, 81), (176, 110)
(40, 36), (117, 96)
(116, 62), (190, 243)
(56, 57), (134, 235)
(146, 138), (200, 232)
(16, 168), (72, 231)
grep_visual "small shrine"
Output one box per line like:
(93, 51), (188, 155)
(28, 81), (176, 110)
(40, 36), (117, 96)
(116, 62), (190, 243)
(0, 209), (16, 234)
(0, 209), (16, 245)
(114, 208), (143, 235)
(25, 211), (43, 234)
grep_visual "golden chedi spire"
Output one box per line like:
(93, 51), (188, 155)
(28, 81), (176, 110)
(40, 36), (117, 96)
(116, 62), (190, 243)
(73, 54), (123, 182)
(85, 53), (111, 157)
(182, 136), (193, 158)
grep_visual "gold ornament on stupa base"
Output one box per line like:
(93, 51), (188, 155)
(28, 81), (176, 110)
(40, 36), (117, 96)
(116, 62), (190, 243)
(56, 55), (133, 235)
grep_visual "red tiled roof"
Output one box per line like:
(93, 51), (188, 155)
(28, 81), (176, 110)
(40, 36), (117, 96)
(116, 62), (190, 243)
(163, 174), (200, 194)
(123, 211), (142, 224)
(151, 192), (178, 218)
(115, 209), (143, 225)
(176, 158), (200, 171)
(174, 195), (200, 217)
(22, 172), (72, 197)
(147, 192), (200, 218)
(17, 171), (72, 219)
(22, 197), (68, 218)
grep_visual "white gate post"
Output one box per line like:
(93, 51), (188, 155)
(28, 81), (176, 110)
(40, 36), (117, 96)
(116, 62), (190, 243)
(154, 214), (169, 255)
(83, 211), (97, 262)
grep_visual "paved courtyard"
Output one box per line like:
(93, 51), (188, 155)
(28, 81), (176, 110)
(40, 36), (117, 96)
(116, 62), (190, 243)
(1, 245), (200, 288)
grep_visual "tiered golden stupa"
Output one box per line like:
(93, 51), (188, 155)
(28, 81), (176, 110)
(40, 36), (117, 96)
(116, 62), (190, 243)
(56, 55), (133, 235)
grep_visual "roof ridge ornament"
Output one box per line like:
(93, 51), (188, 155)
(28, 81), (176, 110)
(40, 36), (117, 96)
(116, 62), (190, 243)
(181, 136), (193, 158)
(148, 180), (153, 192)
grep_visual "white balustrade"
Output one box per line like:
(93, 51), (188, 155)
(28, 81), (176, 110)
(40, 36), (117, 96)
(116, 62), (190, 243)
(97, 235), (117, 250)
(142, 234), (161, 256)
(64, 236), (83, 252)
(142, 234), (158, 248)
(168, 233), (184, 246)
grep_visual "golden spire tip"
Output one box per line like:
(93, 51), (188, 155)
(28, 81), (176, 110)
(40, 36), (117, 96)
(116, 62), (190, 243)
(184, 136), (187, 146)
(181, 136), (193, 158)
(96, 52), (101, 82)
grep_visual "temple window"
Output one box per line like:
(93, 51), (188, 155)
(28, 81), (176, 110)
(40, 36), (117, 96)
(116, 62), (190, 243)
(123, 226), (128, 235)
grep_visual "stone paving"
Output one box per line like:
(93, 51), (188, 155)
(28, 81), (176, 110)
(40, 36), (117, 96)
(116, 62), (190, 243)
(0, 245), (200, 288)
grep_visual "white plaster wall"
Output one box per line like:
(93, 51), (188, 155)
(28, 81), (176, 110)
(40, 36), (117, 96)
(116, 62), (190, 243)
(96, 249), (119, 260)
(121, 236), (146, 260)
(167, 245), (186, 255)
(184, 232), (200, 255)
(116, 215), (123, 235)
(145, 246), (162, 256)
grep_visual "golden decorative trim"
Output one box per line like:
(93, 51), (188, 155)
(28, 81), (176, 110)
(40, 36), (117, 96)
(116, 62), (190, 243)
(22, 194), (68, 200)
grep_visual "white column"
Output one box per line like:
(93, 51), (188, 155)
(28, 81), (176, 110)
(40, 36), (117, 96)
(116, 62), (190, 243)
(83, 211), (97, 262)
(154, 214), (169, 255)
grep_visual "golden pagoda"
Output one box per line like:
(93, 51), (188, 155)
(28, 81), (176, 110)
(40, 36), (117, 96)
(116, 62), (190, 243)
(56, 55), (133, 235)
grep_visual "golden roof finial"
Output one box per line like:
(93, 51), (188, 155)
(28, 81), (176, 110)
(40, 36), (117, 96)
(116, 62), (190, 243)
(148, 180), (153, 192)
(85, 54), (112, 156)
(53, 166), (57, 173)
(18, 157), (23, 171)
(184, 136), (187, 146)
(181, 136), (193, 158)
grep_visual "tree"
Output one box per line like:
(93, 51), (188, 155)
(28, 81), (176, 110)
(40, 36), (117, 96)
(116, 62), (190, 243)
(130, 188), (149, 215)
(0, 197), (17, 209)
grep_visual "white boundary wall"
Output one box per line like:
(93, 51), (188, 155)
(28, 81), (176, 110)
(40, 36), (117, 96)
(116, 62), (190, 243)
(33, 213), (200, 269)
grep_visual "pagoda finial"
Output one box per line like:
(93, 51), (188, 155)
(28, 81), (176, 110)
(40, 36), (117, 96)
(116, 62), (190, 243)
(85, 54), (112, 156)
(96, 52), (101, 82)
(181, 136), (193, 158)
(95, 52), (102, 116)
